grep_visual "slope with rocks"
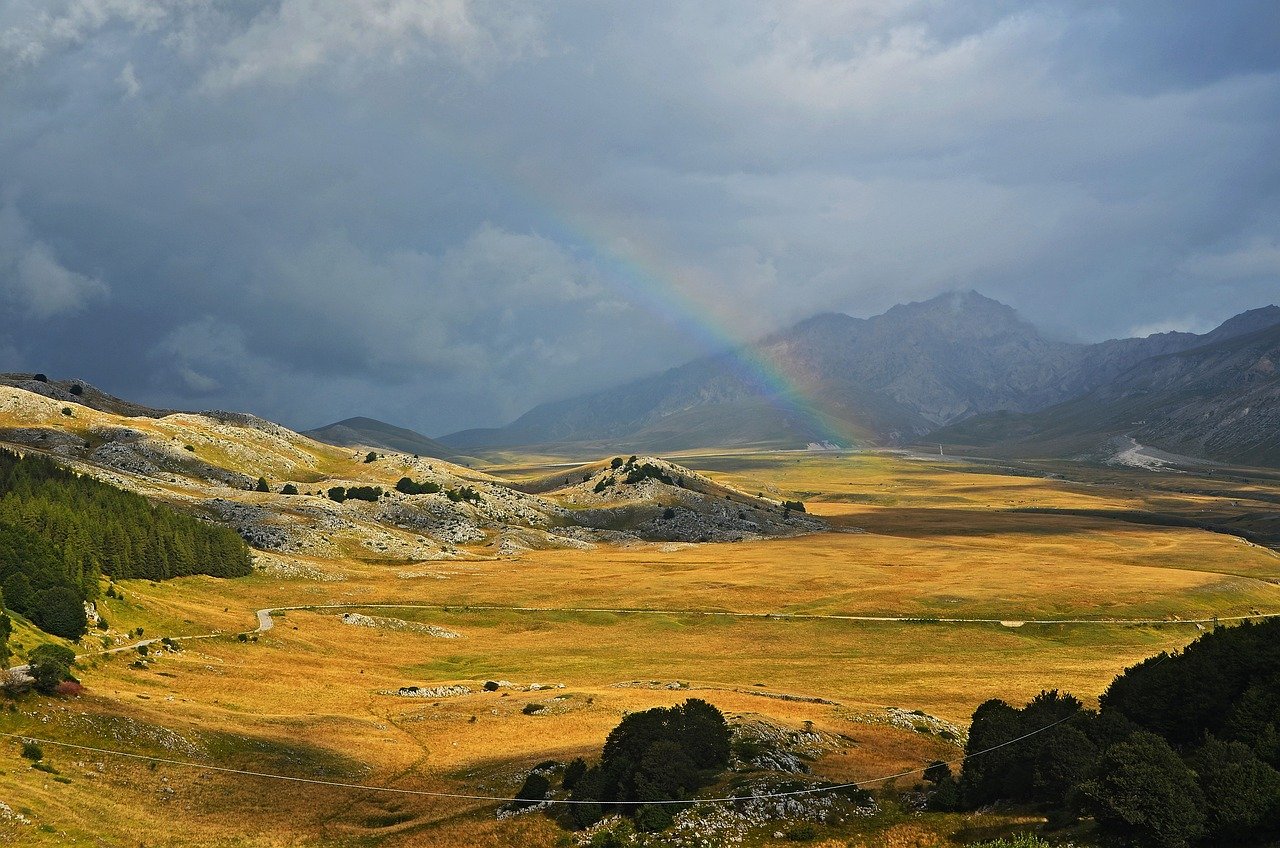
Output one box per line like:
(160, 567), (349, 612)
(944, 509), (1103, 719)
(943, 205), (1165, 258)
(0, 385), (823, 566)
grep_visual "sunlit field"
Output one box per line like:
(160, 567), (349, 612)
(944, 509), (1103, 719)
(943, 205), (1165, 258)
(4, 450), (1278, 847)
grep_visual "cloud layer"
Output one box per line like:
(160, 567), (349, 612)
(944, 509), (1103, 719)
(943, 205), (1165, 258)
(1, 1), (1277, 433)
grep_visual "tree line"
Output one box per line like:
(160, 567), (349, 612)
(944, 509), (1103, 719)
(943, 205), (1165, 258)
(0, 448), (252, 642)
(950, 618), (1280, 847)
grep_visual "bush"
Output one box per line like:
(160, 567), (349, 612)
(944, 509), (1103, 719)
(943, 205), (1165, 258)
(53, 680), (83, 697)
(21, 741), (42, 761)
(68, 384), (83, 396)
(364, 452), (378, 463)
(327, 487), (347, 503)
(483, 680), (500, 692)
(255, 477), (269, 493)
(782, 500), (806, 513)
(522, 702), (545, 715)
(661, 508), (675, 520)
(33, 374), (48, 383)
(784, 823), (818, 841)
(281, 484), (298, 496)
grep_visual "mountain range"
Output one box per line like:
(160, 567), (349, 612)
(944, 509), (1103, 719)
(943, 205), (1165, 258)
(432, 291), (1280, 465)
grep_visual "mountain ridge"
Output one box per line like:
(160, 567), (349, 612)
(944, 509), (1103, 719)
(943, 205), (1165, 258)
(440, 292), (1280, 458)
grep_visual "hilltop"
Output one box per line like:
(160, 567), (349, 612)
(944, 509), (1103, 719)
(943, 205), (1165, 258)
(0, 384), (824, 569)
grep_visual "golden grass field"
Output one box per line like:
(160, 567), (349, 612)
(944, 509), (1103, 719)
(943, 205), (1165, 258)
(4, 448), (1280, 847)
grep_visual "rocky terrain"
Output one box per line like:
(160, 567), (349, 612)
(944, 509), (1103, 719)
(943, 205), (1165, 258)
(0, 384), (825, 570)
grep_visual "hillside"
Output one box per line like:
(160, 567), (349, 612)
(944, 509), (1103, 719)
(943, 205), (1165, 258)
(305, 416), (459, 460)
(441, 294), (1280, 456)
(0, 385), (823, 568)
(934, 322), (1280, 467)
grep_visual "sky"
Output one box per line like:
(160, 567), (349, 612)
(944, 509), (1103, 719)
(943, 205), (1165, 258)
(0, 1), (1277, 435)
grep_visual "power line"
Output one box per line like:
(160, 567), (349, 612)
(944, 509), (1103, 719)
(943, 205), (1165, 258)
(1, 712), (1076, 807)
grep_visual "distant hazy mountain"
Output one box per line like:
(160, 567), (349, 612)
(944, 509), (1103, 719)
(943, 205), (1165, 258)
(937, 320), (1280, 467)
(306, 416), (458, 459)
(441, 292), (1280, 456)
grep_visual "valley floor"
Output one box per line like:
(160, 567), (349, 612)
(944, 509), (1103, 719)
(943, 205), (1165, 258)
(4, 450), (1280, 847)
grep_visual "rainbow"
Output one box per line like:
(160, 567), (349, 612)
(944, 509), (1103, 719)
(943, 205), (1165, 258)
(419, 130), (863, 447)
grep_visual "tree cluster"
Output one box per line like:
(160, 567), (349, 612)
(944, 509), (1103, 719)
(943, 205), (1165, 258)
(567, 699), (731, 832)
(0, 448), (251, 640)
(957, 618), (1280, 847)
(395, 477), (441, 495)
(328, 485), (383, 503)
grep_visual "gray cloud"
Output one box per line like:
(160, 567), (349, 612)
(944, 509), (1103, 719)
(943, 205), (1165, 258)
(0, 1), (1277, 433)
(0, 201), (108, 319)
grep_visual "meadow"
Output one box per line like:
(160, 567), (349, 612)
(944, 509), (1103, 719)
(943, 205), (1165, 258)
(3, 449), (1278, 847)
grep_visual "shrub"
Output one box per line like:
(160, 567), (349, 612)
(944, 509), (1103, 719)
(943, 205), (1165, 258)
(483, 680), (500, 692)
(784, 823), (818, 841)
(68, 384), (83, 396)
(327, 487), (347, 503)
(281, 483), (298, 495)
(661, 507), (675, 520)
(53, 680), (83, 697)
(61, 408), (72, 417)
(611, 458), (623, 470)
(33, 374), (48, 382)
(364, 452), (378, 463)
(21, 741), (42, 761)
(255, 477), (270, 492)
(782, 500), (806, 513)
(523, 702), (545, 715)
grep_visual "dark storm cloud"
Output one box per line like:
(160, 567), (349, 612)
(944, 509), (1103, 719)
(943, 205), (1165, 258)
(0, 1), (1277, 433)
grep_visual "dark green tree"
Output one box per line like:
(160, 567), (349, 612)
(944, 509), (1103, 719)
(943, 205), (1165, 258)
(1191, 735), (1280, 841)
(1079, 731), (1205, 848)
(28, 643), (77, 695)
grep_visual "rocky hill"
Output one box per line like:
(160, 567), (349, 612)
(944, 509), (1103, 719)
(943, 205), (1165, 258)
(441, 294), (1280, 455)
(0, 385), (823, 572)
